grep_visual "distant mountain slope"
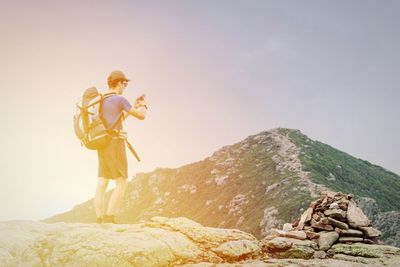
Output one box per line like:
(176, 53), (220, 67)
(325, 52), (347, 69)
(280, 128), (400, 212)
(45, 128), (400, 246)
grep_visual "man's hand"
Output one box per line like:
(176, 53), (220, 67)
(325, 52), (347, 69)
(139, 98), (148, 109)
(126, 94), (147, 120)
(134, 94), (147, 109)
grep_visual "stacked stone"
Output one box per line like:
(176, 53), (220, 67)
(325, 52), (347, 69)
(262, 191), (382, 259)
(292, 191), (381, 250)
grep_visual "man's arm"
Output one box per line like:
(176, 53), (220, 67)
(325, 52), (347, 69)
(121, 95), (147, 120)
(124, 106), (147, 120)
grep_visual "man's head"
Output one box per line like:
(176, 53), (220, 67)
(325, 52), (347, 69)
(107, 70), (130, 94)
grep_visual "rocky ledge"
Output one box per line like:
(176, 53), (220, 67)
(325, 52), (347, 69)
(1, 215), (400, 267)
(0, 216), (259, 266)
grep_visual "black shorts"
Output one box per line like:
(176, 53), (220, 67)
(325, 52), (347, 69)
(97, 137), (128, 179)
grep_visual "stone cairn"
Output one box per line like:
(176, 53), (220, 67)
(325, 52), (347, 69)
(262, 191), (382, 259)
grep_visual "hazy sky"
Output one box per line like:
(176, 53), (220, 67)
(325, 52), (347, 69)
(0, 0), (399, 221)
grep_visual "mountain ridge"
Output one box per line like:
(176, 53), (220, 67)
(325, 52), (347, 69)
(45, 128), (400, 247)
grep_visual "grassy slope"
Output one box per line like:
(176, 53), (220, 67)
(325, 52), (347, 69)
(278, 128), (400, 212)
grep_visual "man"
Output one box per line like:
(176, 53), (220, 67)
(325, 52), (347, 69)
(94, 70), (147, 224)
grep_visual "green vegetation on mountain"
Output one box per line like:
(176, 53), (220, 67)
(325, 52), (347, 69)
(278, 128), (400, 211)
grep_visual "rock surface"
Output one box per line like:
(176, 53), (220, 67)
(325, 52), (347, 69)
(1, 217), (400, 267)
(185, 242), (400, 266)
(0, 217), (260, 267)
(262, 237), (317, 259)
(328, 242), (400, 258)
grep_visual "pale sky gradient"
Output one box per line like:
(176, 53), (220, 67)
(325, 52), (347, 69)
(0, 0), (399, 221)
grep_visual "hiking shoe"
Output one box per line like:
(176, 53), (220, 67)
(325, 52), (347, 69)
(96, 216), (103, 224)
(103, 215), (117, 224)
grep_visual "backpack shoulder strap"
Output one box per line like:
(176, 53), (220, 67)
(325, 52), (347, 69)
(99, 93), (116, 127)
(99, 92), (125, 130)
(102, 92), (117, 99)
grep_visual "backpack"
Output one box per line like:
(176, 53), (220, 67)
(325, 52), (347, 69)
(73, 87), (123, 150)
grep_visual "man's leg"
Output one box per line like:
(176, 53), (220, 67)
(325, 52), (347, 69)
(106, 178), (127, 217)
(94, 177), (109, 220)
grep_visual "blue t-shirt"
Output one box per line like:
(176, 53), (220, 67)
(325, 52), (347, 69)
(101, 95), (132, 130)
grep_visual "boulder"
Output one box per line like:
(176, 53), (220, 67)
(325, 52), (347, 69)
(318, 231), (339, 251)
(324, 209), (347, 219)
(264, 237), (317, 259)
(311, 222), (334, 231)
(328, 218), (349, 230)
(358, 227), (381, 238)
(336, 229), (363, 237)
(346, 200), (371, 228)
(272, 245), (315, 259)
(263, 237), (293, 252)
